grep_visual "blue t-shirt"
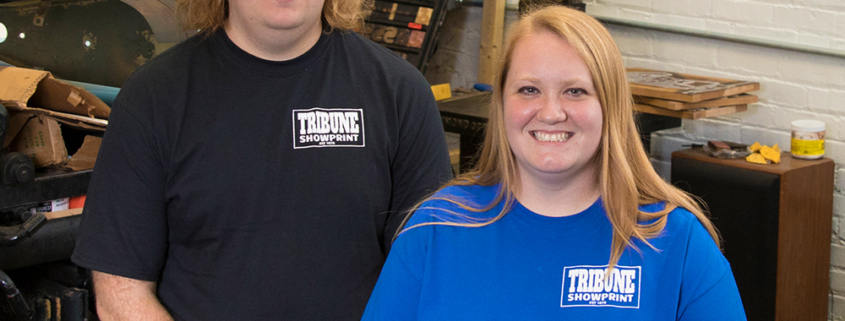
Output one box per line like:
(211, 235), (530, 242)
(362, 184), (746, 320)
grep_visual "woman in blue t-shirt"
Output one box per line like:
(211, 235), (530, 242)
(362, 5), (746, 320)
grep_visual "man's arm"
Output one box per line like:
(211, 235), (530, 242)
(92, 271), (174, 321)
(384, 74), (453, 252)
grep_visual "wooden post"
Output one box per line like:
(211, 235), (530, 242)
(478, 0), (506, 85)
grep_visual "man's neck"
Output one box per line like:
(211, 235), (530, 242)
(223, 18), (323, 62)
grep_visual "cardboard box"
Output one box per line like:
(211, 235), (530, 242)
(9, 115), (68, 168)
(65, 135), (102, 171)
(3, 111), (34, 148)
(0, 66), (109, 131)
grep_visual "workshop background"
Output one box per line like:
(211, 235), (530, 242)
(2, 0), (844, 319)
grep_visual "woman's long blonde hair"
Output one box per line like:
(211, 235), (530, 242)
(400, 5), (719, 270)
(175, 0), (368, 35)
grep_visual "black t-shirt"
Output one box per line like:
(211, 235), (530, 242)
(71, 29), (452, 320)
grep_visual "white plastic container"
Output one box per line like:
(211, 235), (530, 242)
(790, 120), (825, 159)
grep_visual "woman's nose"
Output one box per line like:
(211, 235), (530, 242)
(536, 98), (567, 124)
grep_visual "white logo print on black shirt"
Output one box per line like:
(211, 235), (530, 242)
(293, 108), (365, 148)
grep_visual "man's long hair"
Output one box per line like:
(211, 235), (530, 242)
(175, 0), (368, 35)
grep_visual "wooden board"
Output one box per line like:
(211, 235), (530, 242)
(634, 103), (748, 119)
(627, 68), (760, 102)
(478, 0), (505, 85)
(634, 93), (758, 111)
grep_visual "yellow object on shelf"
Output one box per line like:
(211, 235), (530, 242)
(760, 146), (781, 164)
(431, 83), (452, 101)
(745, 142), (783, 164)
(746, 153), (767, 164)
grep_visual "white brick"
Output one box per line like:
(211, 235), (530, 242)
(760, 82), (808, 108)
(837, 168), (845, 194)
(835, 194), (845, 218)
(732, 25), (797, 44)
(794, 33), (832, 50)
(775, 55), (845, 89)
(775, 109), (837, 136)
(739, 126), (790, 149)
(832, 269), (845, 293)
(681, 66), (741, 81)
(651, 14), (706, 30)
(833, 243), (845, 267)
(585, 3), (620, 18)
(839, 217), (845, 242)
(838, 12), (845, 39)
(649, 132), (693, 161)
(618, 8), (654, 22)
(740, 126), (789, 144)
(610, 26), (654, 57)
(829, 142), (845, 168)
(772, 6), (838, 35)
(651, 0), (711, 16)
(834, 40), (845, 55)
(622, 56), (686, 72)
(653, 35), (718, 67)
(833, 295), (845, 320)
(793, 0), (845, 12)
(705, 20), (733, 34)
(808, 88), (845, 116)
(603, 0), (651, 9)
(734, 104), (776, 127)
(712, 1), (773, 24)
(681, 118), (742, 142)
(715, 46), (781, 77)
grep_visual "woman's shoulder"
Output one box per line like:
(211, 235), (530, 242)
(405, 184), (504, 227)
(640, 202), (718, 251)
(640, 202), (699, 229)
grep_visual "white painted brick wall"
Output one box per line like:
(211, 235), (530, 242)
(771, 6), (838, 35)
(650, 0), (711, 16)
(712, 1), (773, 24)
(652, 35), (718, 66)
(588, 0), (845, 52)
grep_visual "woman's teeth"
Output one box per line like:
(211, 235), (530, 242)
(532, 131), (571, 142)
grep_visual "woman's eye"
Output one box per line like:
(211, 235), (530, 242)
(566, 88), (586, 96)
(518, 86), (539, 94)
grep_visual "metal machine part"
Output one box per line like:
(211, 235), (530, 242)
(0, 212), (47, 247)
(0, 0), (168, 87)
(0, 269), (33, 319)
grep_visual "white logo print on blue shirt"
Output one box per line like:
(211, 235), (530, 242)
(561, 265), (641, 309)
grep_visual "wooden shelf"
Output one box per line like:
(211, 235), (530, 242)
(634, 103), (747, 119)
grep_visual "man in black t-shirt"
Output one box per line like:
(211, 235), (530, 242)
(71, 0), (452, 320)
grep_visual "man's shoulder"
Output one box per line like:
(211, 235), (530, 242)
(128, 34), (208, 84)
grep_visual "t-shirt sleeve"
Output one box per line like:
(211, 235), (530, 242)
(677, 219), (747, 320)
(70, 75), (169, 282)
(362, 217), (429, 320)
(383, 73), (452, 252)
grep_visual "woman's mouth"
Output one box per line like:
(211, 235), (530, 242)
(531, 131), (572, 142)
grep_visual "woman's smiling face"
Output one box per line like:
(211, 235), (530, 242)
(503, 28), (604, 186)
